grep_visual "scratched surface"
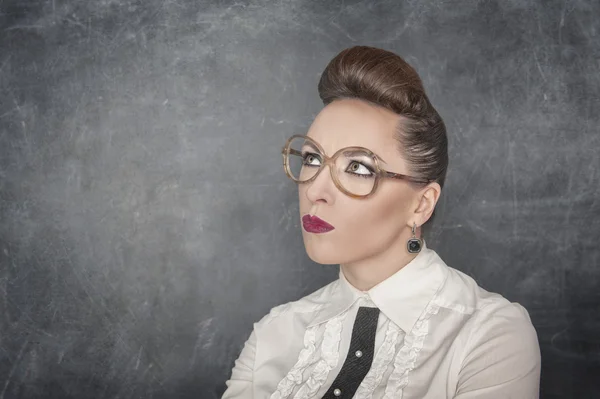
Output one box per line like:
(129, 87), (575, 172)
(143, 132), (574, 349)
(0, 0), (599, 398)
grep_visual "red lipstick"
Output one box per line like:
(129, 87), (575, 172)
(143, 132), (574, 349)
(302, 214), (335, 233)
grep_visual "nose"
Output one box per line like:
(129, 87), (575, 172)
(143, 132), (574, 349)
(304, 164), (336, 204)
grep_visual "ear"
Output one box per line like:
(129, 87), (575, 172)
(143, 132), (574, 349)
(412, 182), (441, 227)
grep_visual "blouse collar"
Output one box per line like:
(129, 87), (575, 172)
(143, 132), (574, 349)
(308, 240), (447, 333)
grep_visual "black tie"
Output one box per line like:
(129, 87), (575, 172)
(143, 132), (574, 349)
(322, 306), (380, 398)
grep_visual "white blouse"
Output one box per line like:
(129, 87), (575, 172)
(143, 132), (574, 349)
(222, 241), (541, 399)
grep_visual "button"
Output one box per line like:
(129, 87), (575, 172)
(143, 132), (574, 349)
(333, 388), (342, 396)
(355, 350), (363, 358)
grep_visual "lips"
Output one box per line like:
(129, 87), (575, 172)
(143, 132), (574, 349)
(302, 214), (335, 233)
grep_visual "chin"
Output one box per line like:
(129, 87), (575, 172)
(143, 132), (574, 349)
(305, 249), (339, 265)
(302, 236), (344, 265)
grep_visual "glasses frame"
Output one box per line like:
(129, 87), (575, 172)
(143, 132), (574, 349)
(281, 134), (432, 199)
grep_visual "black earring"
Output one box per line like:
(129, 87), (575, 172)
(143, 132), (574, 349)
(407, 223), (422, 253)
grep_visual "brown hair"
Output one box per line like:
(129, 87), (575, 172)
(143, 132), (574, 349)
(317, 46), (449, 231)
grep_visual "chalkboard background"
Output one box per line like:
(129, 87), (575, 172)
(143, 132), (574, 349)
(1, 0), (599, 398)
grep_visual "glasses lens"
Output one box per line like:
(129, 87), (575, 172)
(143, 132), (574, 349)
(335, 149), (377, 196)
(285, 138), (378, 197)
(286, 137), (322, 182)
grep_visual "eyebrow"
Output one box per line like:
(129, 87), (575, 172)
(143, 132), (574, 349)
(301, 142), (321, 155)
(342, 149), (388, 164)
(303, 140), (388, 164)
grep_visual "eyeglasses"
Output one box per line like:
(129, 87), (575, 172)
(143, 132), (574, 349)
(281, 134), (431, 198)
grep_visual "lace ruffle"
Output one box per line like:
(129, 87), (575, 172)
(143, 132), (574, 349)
(269, 325), (318, 399)
(383, 301), (441, 399)
(292, 309), (347, 398)
(354, 321), (403, 398)
(270, 310), (348, 399)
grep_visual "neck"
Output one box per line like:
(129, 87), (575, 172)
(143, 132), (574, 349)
(340, 232), (420, 292)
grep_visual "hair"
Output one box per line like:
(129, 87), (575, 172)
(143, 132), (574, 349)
(317, 45), (449, 235)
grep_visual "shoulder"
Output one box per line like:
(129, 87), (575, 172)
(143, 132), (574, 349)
(463, 288), (538, 351)
(432, 251), (531, 319)
(431, 252), (540, 365)
(464, 284), (539, 352)
(448, 278), (541, 394)
(430, 250), (539, 349)
(255, 278), (340, 327)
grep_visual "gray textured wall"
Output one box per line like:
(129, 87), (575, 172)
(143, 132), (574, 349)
(1, 0), (599, 398)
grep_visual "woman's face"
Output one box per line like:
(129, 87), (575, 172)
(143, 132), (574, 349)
(299, 98), (422, 266)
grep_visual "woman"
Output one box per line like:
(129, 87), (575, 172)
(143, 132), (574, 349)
(222, 46), (541, 399)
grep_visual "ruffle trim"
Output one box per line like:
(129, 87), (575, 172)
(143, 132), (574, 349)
(383, 301), (441, 399)
(354, 321), (403, 398)
(270, 309), (348, 399)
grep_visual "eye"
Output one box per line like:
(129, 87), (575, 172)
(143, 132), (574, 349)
(346, 161), (374, 177)
(302, 152), (322, 167)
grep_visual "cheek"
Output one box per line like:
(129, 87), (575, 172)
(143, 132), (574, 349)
(342, 195), (403, 240)
(297, 181), (414, 264)
(298, 186), (309, 211)
(339, 188), (414, 255)
(306, 190), (411, 264)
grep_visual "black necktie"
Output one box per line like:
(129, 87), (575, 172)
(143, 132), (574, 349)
(322, 306), (380, 398)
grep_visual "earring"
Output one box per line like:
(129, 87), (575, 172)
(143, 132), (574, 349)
(407, 222), (422, 253)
